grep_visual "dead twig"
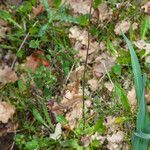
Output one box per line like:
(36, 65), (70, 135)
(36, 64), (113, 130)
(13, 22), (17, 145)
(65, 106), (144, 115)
(11, 21), (38, 70)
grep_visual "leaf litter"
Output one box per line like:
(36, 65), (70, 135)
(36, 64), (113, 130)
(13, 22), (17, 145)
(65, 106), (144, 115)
(0, 0), (149, 149)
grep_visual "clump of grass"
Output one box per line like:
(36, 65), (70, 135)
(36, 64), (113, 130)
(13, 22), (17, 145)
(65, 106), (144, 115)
(123, 33), (150, 149)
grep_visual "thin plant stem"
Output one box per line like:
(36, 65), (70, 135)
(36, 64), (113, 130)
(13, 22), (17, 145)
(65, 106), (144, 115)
(82, 0), (93, 129)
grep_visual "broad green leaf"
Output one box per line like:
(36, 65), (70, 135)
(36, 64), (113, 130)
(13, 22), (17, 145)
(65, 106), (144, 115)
(123, 33), (150, 150)
(122, 33), (142, 103)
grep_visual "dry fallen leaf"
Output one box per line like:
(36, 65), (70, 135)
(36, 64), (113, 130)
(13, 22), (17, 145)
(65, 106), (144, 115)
(104, 82), (114, 92)
(95, 3), (112, 22)
(0, 122), (18, 137)
(134, 40), (150, 53)
(134, 40), (150, 63)
(0, 27), (7, 42)
(88, 78), (99, 91)
(0, 102), (15, 123)
(114, 20), (130, 35)
(68, 0), (93, 15)
(81, 136), (91, 148)
(91, 133), (106, 144)
(142, 2), (150, 14)
(0, 66), (18, 84)
(69, 26), (100, 61)
(134, 40), (150, 51)
(70, 66), (84, 81)
(127, 87), (137, 112)
(50, 123), (62, 140)
(32, 3), (44, 18)
(26, 50), (50, 71)
(104, 116), (120, 133)
(93, 53), (115, 78)
(107, 131), (124, 150)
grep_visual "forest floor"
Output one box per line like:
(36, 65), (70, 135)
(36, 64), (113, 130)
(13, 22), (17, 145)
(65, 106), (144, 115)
(0, 0), (150, 149)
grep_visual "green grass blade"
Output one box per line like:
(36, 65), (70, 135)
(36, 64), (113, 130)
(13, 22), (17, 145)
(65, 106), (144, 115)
(115, 83), (131, 111)
(32, 108), (49, 129)
(141, 16), (149, 40)
(0, 10), (21, 29)
(42, 102), (54, 130)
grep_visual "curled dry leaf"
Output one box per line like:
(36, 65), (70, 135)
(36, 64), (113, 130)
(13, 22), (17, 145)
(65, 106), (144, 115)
(91, 132), (106, 144)
(114, 20), (130, 35)
(88, 78), (99, 91)
(67, 0), (93, 15)
(93, 53), (115, 78)
(107, 131), (124, 150)
(0, 102), (15, 123)
(134, 40), (150, 54)
(81, 136), (91, 148)
(32, 3), (44, 18)
(104, 82), (114, 92)
(134, 40), (150, 51)
(104, 116), (120, 133)
(0, 66), (18, 84)
(134, 40), (150, 63)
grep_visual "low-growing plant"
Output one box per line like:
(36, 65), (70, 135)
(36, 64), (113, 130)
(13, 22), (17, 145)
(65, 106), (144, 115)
(123, 33), (150, 149)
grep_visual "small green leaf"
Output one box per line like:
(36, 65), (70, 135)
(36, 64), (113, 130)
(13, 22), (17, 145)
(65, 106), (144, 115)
(61, 139), (83, 150)
(32, 108), (49, 129)
(115, 83), (131, 111)
(54, 0), (61, 8)
(18, 80), (26, 92)
(16, 49), (24, 58)
(112, 64), (121, 75)
(56, 115), (68, 125)
(93, 0), (102, 9)
(77, 14), (89, 26)
(25, 139), (39, 150)
(141, 16), (149, 40)
(94, 117), (106, 134)
(29, 40), (40, 49)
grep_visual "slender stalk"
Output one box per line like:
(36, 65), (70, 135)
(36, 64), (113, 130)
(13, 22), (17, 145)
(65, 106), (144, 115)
(82, 0), (93, 128)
